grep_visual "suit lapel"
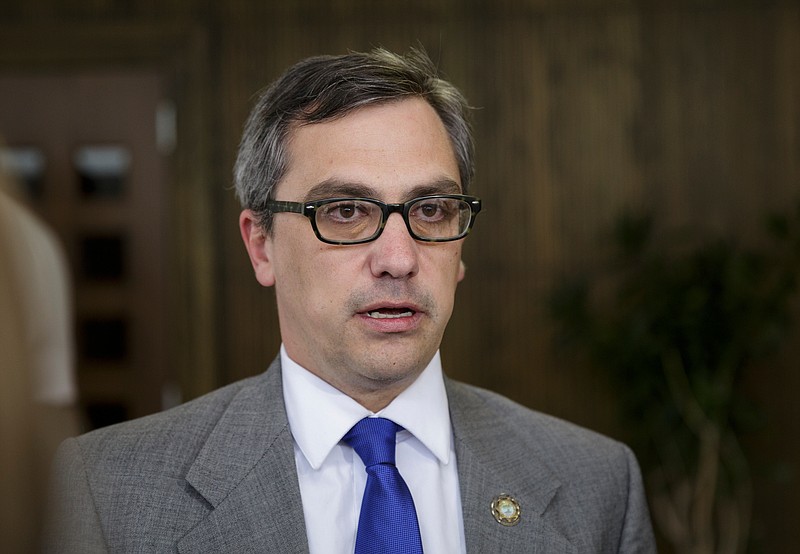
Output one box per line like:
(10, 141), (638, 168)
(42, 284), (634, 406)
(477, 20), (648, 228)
(447, 379), (576, 553)
(178, 360), (309, 553)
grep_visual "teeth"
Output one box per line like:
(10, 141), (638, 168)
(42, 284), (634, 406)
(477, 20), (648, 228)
(367, 310), (413, 319)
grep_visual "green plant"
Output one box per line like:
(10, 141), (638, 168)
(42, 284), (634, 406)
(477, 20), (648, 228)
(550, 204), (800, 554)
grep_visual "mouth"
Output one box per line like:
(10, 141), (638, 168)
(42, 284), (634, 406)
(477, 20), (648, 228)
(354, 297), (427, 333)
(366, 307), (416, 319)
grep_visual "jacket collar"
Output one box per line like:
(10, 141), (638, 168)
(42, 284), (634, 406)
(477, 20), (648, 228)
(178, 360), (310, 553)
(446, 378), (575, 553)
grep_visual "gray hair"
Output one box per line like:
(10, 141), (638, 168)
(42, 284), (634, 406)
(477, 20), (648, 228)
(233, 47), (475, 231)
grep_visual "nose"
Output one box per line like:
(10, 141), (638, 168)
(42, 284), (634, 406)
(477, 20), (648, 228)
(367, 212), (419, 279)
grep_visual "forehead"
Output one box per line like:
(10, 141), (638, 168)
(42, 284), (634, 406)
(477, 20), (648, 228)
(278, 98), (461, 200)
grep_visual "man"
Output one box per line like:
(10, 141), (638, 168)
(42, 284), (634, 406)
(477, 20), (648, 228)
(45, 48), (656, 552)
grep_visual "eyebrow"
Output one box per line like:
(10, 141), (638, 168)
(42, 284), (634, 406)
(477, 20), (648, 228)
(303, 177), (462, 202)
(304, 180), (374, 201)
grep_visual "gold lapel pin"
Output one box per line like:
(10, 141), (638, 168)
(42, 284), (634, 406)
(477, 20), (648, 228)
(491, 494), (521, 526)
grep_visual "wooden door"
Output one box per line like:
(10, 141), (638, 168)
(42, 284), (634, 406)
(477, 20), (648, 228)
(0, 70), (173, 429)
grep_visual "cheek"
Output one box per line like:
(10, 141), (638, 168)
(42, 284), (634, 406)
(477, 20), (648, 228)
(442, 246), (465, 282)
(271, 221), (324, 283)
(424, 248), (464, 297)
(274, 244), (349, 308)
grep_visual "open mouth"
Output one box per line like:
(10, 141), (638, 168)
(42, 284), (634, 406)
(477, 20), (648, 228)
(366, 308), (415, 319)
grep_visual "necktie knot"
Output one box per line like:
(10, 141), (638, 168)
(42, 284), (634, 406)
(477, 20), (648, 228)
(343, 417), (401, 468)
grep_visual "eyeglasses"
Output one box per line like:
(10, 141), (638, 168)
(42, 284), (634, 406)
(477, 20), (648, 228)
(265, 194), (482, 245)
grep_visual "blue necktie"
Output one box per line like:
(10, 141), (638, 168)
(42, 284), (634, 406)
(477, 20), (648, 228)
(343, 417), (424, 554)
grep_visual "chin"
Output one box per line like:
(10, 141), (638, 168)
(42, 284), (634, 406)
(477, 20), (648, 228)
(358, 350), (430, 382)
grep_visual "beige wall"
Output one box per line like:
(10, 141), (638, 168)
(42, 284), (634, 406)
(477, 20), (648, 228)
(2, 1), (798, 551)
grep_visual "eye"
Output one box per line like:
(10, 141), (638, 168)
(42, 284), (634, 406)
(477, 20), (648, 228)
(413, 199), (453, 222)
(420, 203), (440, 218)
(318, 200), (375, 223)
(334, 204), (357, 219)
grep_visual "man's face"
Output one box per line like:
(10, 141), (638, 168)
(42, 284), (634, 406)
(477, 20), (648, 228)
(240, 98), (467, 410)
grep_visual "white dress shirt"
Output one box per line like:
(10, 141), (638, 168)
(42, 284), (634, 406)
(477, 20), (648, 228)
(281, 345), (467, 554)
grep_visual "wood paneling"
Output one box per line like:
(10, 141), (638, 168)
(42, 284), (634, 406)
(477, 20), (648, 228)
(2, 2), (798, 551)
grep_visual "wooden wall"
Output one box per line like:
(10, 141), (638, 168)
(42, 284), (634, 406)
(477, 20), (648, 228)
(2, 1), (798, 551)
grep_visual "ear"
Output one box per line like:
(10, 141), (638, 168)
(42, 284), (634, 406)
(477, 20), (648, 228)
(239, 209), (276, 287)
(457, 259), (466, 282)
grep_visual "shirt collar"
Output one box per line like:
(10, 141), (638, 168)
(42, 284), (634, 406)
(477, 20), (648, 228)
(281, 345), (452, 469)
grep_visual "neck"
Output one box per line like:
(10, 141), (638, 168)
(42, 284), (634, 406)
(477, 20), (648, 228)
(335, 372), (419, 413)
(352, 388), (402, 413)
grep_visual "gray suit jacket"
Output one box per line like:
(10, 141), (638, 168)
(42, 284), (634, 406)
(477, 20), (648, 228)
(44, 358), (656, 553)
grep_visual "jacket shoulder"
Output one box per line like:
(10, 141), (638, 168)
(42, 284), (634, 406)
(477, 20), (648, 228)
(73, 372), (267, 470)
(44, 369), (284, 552)
(447, 379), (626, 455)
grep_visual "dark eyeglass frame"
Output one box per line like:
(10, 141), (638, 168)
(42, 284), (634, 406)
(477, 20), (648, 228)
(265, 194), (482, 245)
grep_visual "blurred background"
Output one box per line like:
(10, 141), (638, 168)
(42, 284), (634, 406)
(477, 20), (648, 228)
(0, 1), (797, 552)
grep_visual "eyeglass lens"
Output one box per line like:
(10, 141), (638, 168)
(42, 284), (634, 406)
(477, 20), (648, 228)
(314, 197), (471, 242)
